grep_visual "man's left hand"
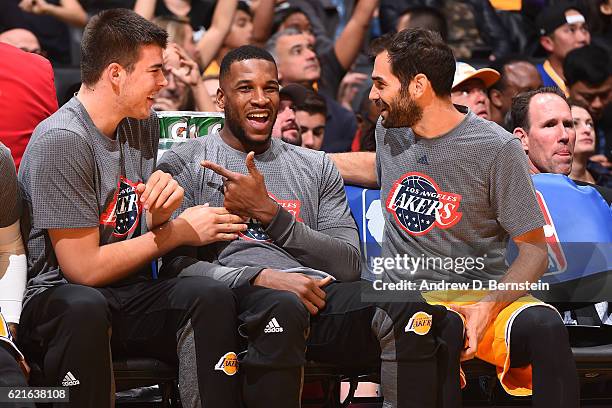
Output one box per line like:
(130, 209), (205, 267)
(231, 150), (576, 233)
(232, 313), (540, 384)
(136, 170), (184, 227)
(201, 152), (278, 225)
(449, 302), (497, 361)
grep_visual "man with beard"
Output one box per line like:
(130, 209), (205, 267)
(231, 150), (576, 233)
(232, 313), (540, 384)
(158, 45), (447, 408)
(331, 29), (578, 408)
(271, 83), (304, 145)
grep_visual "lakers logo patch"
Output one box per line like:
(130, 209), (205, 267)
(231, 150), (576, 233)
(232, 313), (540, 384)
(405, 312), (432, 335)
(386, 172), (462, 236)
(214, 352), (238, 376)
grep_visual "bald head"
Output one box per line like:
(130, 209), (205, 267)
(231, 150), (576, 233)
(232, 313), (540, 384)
(0, 29), (41, 54)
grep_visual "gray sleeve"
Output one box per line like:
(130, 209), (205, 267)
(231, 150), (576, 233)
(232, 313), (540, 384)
(264, 156), (361, 281)
(490, 138), (545, 238)
(26, 129), (99, 229)
(157, 146), (197, 218)
(161, 247), (264, 287)
(0, 146), (20, 228)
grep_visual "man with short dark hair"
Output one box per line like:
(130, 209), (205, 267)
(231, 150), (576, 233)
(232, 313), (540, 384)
(296, 91), (327, 150)
(535, 2), (590, 95)
(489, 56), (543, 128)
(159, 44), (446, 408)
(266, 0), (377, 152)
(395, 5), (448, 41)
(18, 9), (245, 407)
(331, 29), (578, 408)
(564, 45), (612, 171)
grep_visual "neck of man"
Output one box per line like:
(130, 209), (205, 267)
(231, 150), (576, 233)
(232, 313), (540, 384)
(547, 55), (565, 81)
(412, 96), (466, 139)
(281, 78), (315, 91)
(77, 84), (126, 139)
(219, 126), (271, 155)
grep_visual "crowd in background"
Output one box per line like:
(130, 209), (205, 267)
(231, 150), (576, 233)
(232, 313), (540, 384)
(0, 0), (610, 190)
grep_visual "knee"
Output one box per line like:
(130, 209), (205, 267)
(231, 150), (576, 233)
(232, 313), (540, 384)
(51, 285), (110, 329)
(174, 277), (237, 313)
(269, 291), (309, 326)
(438, 311), (465, 351)
(519, 306), (566, 339)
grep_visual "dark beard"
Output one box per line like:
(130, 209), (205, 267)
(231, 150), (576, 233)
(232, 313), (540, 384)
(381, 89), (423, 128)
(225, 102), (272, 148)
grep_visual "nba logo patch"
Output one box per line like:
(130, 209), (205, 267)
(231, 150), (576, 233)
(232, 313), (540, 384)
(386, 172), (462, 236)
(536, 191), (567, 274)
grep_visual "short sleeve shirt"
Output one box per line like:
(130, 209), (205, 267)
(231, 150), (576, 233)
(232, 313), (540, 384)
(375, 108), (545, 283)
(18, 97), (159, 304)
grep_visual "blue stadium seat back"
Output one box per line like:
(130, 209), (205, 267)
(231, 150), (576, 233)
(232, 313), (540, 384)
(344, 185), (383, 281)
(506, 174), (612, 285)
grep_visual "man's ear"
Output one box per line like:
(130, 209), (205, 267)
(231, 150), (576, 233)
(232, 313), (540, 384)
(107, 63), (123, 88)
(216, 87), (225, 110)
(489, 89), (503, 109)
(411, 73), (429, 99)
(514, 127), (529, 152)
(600, 2), (612, 16)
(540, 36), (554, 54)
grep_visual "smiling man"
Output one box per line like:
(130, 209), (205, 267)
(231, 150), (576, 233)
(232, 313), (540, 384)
(331, 29), (578, 408)
(18, 9), (245, 408)
(158, 45), (447, 408)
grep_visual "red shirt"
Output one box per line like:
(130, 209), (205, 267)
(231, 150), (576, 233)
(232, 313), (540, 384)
(0, 43), (58, 169)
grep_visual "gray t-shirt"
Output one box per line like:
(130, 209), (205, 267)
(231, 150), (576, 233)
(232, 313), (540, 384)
(0, 144), (20, 228)
(375, 108), (545, 284)
(19, 97), (159, 305)
(157, 132), (361, 287)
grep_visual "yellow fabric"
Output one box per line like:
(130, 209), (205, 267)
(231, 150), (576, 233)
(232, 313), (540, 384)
(490, 0), (521, 11)
(424, 290), (556, 396)
(543, 60), (570, 97)
(204, 60), (220, 77)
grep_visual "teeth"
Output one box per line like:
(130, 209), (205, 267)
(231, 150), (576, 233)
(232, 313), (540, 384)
(248, 113), (268, 118)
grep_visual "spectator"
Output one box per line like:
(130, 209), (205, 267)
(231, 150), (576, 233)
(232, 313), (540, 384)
(0, 43), (57, 169)
(568, 99), (603, 185)
(272, 83), (304, 145)
(137, 0), (237, 72)
(564, 44), (612, 178)
(451, 62), (500, 120)
(380, 0), (512, 60)
(0, 28), (44, 55)
(395, 5), (448, 41)
(489, 56), (542, 128)
(134, 0), (215, 33)
(296, 91), (327, 150)
(17, 10), (245, 407)
(204, 1), (253, 75)
(18, 0), (87, 27)
(0, 0), (76, 65)
(352, 86), (379, 151)
(271, 5), (316, 46)
(202, 74), (222, 112)
(0, 142), (30, 397)
(512, 87), (575, 175)
(152, 15), (198, 60)
(153, 43), (216, 112)
(535, 2), (590, 95)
